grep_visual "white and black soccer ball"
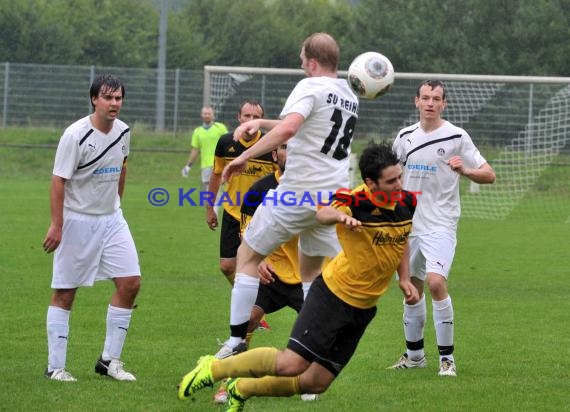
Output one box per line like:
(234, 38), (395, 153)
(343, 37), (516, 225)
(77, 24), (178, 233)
(347, 52), (395, 99)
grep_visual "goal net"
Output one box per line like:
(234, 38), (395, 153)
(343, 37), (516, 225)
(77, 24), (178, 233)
(204, 67), (570, 222)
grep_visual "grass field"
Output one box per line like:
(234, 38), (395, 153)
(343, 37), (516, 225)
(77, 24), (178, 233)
(0, 128), (569, 411)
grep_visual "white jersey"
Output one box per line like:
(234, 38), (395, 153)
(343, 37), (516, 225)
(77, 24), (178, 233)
(278, 76), (359, 196)
(393, 120), (486, 234)
(52, 115), (130, 215)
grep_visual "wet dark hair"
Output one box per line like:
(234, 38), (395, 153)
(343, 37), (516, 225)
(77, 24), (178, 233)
(416, 79), (446, 100)
(359, 142), (400, 182)
(90, 75), (125, 109)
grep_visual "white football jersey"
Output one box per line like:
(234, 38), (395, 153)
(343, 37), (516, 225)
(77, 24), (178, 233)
(52, 115), (130, 215)
(393, 120), (486, 234)
(278, 76), (359, 197)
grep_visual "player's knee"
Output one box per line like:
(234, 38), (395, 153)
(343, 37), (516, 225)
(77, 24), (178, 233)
(302, 381), (330, 394)
(51, 289), (77, 310)
(116, 276), (141, 298)
(299, 372), (334, 394)
(426, 273), (447, 297)
(275, 354), (309, 376)
(220, 261), (236, 277)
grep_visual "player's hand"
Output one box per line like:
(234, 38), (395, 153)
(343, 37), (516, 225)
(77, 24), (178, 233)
(233, 119), (261, 141)
(447, 156), (466, 175)
(221, 157), (247, 183)
(337, 214), (362, 232)
(399, 279), (420, 304)
(206, 207), (218, 230)
(181, 165), (191, 177)
(42, 224), (62, 253)
(258, 261), (275, 285)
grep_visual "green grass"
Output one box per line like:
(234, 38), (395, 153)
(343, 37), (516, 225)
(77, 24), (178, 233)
(1, 128), (569, 411)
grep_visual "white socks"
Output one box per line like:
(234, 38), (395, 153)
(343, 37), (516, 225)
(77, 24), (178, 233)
(433, 296), (454, 361)
(403, 295), (455, 361)
(230, 273), (260, 327)
(47, 306), (71, 371)
(403, 295), (426, 360)
(102, 305), (133, 361)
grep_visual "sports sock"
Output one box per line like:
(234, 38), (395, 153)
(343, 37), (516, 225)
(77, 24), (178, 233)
(433, 296), (454, 360)
(102, 305), (133, 360)
(403, 294), (426, 360)
(237, 375), (300, 398)
(230, 273), (260, 338)
(213, 347), (278, 381)
(46, 306), (70, 371)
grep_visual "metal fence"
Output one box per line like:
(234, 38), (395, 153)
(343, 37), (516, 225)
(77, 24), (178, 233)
(1, 62), (569, 221)
(0, 62), (204, 136)
(3, 62), (570, 146)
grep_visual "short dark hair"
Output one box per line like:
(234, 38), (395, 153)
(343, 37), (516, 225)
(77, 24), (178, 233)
(358, 142), (400, 182)
(90, 75), (125, 109)
(239, 100), (264, 117)
(416, 79), (446, 100)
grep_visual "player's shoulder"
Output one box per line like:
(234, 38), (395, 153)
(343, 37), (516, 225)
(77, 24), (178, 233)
(214, 122), (228, 132)
(441, 120), (467, 135)
(400, 190), (417, 216)
(249, 172), (277, 194)
(62, 115), (93, 142)
(114, 118), (130, 134)
(395, 122), (420, 139)
(216, 131), (235, 146)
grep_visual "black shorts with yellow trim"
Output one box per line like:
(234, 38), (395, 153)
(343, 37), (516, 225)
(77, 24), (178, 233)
(220, 210), (241, 259)
(287, 275), (376, 376)
(255, 275), (303, 314)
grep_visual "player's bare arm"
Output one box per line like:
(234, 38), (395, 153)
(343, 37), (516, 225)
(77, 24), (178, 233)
(448, 156), (496, 184)
(233, 118), (281, 141)
(206, 172), (222, 230)
(396, 244), (419, 304)
(316, 206), (362, 232)
(118, 157), (127, 199)
(43, 175), (66, 253)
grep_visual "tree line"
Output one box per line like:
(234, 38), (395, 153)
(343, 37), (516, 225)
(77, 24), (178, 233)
(0, 0), (568, 76)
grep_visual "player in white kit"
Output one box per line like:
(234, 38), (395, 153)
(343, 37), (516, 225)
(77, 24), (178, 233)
(390, 80), (495, 376)
(212, 32), (360, 358)
(42, 75), (141, 382)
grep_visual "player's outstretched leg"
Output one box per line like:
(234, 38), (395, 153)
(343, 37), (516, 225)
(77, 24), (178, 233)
(225, 378), (246, 412)
(178, 355), (215, 400)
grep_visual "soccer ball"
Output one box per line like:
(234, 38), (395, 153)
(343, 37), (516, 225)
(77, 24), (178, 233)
(347, 52), (395, 99)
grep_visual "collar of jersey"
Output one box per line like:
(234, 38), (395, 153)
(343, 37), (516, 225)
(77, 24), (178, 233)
(239, 130), (262, 147)
(361, 183), (397, 210)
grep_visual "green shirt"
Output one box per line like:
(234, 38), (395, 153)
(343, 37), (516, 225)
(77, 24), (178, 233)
(191, 122), (228, 169)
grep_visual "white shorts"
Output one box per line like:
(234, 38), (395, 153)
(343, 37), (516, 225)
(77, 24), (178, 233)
(243, 189), (340, 257)
(409, 231), (457, 280)
(52, 209), (141, 289)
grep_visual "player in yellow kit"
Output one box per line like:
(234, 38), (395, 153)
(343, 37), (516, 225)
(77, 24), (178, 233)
(178, 143), (420, 411)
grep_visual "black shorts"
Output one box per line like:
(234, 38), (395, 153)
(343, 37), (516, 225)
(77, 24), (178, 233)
(287, 275), (377, 377)
(220, 210), (241, 259)
(255, 275), (303, 315)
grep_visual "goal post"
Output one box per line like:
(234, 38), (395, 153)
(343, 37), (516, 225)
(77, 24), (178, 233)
(204, 66), (570, 222)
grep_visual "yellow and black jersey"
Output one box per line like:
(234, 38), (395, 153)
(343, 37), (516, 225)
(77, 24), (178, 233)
(323, 183), (415, 309)
(240, 170), (300, 285)
(214, 131), (277, 220)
